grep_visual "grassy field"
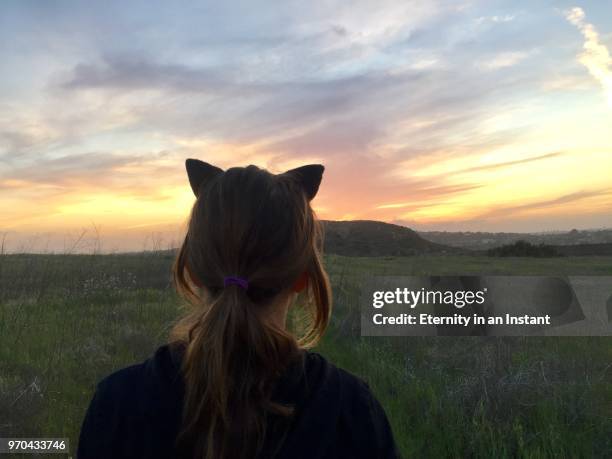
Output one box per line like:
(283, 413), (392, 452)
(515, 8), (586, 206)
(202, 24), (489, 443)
(0, 252), (611, 458)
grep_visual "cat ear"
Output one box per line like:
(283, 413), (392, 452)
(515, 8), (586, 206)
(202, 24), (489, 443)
(185, 159), (224, 197)
(283, 164), (324, 200)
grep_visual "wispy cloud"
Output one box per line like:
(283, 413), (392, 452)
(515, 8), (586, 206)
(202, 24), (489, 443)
(61, 54), (235, 94)
(478, 51), (531, 70)
(375, 183), (483, 210)
(565, 6), (612, 106)
(459, 151), (562, 173)
(475, 14), (517, 25)
(477, 188), (612, 220)
(0, 150), (182, 203)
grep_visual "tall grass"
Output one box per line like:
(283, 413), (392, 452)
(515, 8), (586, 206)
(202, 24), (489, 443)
(0, 252), (610, 458)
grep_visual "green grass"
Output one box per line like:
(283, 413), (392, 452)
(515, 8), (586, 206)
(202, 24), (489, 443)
(0, 253), (611, 458)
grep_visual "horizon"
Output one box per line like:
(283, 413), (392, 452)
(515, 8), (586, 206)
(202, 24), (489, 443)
(1, 1), (612, 252)
(2, 218), (611, 255)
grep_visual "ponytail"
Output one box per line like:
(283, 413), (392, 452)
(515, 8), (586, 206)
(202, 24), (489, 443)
(172, 246), (304, 459)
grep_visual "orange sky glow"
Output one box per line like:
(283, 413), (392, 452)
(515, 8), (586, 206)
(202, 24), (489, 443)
(1, 3), (611, 252)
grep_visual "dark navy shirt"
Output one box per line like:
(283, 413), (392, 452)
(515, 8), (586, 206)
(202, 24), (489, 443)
(78, 342), (401, 458)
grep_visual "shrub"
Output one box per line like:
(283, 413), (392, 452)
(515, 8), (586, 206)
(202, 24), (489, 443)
(487, 240), (562, 258)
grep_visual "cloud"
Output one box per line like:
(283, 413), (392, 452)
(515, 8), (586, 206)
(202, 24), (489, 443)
(374, 182), (483, 209)
(0, 150), (180, 200)
(263, 118), (385, 157)
(458, 151), (562, 173)
(541, 74), (593, 91)
(478, 51), (531, 70)
(55, 47), (536, 154)
(475, 14), (516, 25)
(391, 186), (612, 232)
(61, 54), (235, 94)
(56, 53), (422, 141)
(565, 6), (612, 106)
(3, 152), (134, 185)
(0, 0), (545, 180)
(476, 188), (612, 220)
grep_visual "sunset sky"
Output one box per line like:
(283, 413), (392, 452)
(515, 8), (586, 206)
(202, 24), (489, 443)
(1, 1), (611, 252)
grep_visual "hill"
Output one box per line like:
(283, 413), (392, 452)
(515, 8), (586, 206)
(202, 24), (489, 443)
(321, 220), (462, 257)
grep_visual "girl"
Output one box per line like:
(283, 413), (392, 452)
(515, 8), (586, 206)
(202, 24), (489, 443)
(78, 159), (400, 459)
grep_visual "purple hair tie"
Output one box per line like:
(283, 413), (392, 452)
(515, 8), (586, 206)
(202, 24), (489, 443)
(223, 276), (249, 290)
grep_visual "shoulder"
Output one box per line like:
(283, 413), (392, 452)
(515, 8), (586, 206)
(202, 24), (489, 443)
(78, 344), (184, 459)
(77, 363), (147, 458)
(302, 350), (385, 422)
(80, 355), (153, 432)
(304, 351), (401, 459)
(94, 342), (184, 405)
(303, 350), (373, 399)
(96, 362), (146, 397)
(90, 358), (155, 420)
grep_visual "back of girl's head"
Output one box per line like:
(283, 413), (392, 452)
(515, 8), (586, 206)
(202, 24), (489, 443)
(171, 159), (332, 459)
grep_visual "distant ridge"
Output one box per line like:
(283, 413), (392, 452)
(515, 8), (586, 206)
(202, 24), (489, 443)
(321, 220), (461, 256)
(419, 228), (612, 250)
